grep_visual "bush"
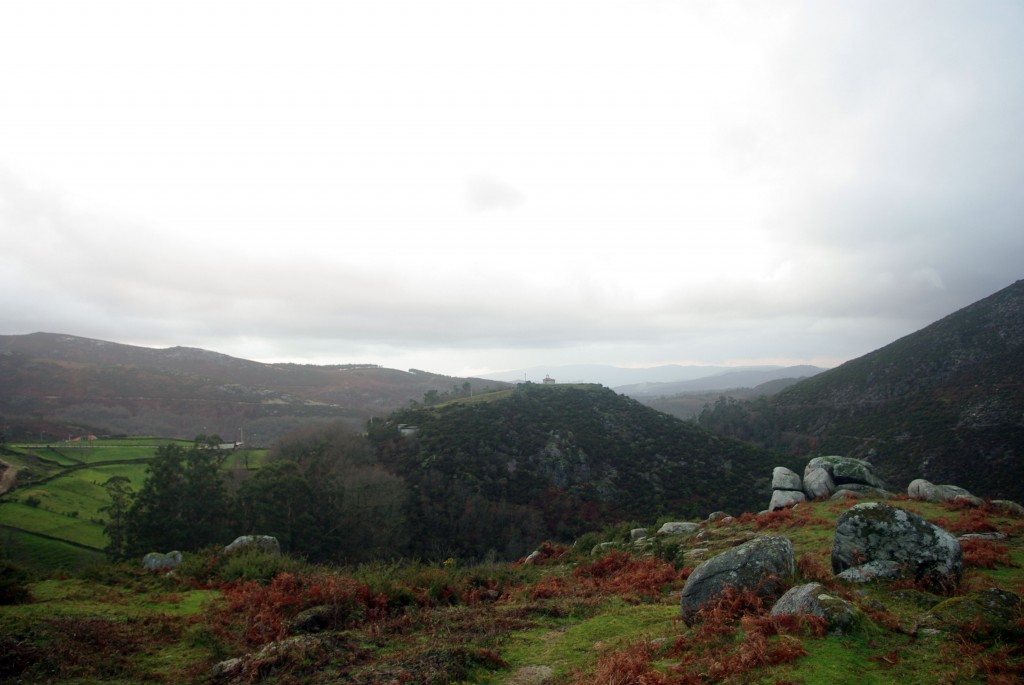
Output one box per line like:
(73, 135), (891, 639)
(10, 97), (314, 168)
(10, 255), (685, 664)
(176, 547), (309, 584)
(0, 559), (32, 605)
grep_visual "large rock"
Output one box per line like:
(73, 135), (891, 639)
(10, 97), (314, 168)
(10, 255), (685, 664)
(908, 479), (981, 505)
(224, 535), (281, 555)
(772, 467), (802, 491)
(142, 550), (182, 571)
(657, 522), (700, 537)
(924, 588), (1024, 640)
(770, 582), (871, 635)
(679, 535), (795, 625)
(769, 489), (806, 511)
(991, 500), (1024, 517)
(803, 467), (835, 499)
(832, 502), (962, 593)
(804, 456), (886, 501)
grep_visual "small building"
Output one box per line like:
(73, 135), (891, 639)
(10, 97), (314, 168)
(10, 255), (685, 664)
(542, 375), (556, 384)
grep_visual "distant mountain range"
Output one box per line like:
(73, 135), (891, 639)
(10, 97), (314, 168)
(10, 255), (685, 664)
(480, 363), (825, 390)
(698, 279), (1024, 502)
(614, 365), (826, 397)
(0, 333), (508, 446)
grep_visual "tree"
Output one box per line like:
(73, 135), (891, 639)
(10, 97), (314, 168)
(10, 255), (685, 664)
(253, 421), (408, 562)
(99, 476), (134, 560)
(124, 442), (228, 556)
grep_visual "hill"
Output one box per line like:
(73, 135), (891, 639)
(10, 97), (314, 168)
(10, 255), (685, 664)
(3, 496), (1022, 683)
(616, 365), (826, 398)
(0, 332), (508, 446)
(480, 363), (789, 387)
(698, 279), (1024, 501)
(370, 382), (801, 560)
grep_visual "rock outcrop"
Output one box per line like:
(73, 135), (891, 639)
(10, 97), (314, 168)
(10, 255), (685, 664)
(908, 479), (983, 506)
(803, 456), (886, 500)
(923, 588), (1024, 639)
(657, 522), (700, 537)
(832, 502), (962, 593)
(680, 535), (795, 625)
(769, 466), (806, 511)
(142, 550), (182, 571)
(770, 582), (871, 635)
(224, 535), (281, 555)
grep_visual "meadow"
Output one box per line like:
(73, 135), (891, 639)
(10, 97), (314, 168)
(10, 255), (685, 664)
(2, 497), (1022, 683)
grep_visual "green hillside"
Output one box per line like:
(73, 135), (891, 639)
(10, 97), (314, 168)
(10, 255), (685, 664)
(698, 279), (1024, 501)
(372, 382), (801, 560)
(2, 497), (1021, 683)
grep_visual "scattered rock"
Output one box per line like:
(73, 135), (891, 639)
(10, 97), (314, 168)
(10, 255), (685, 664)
(288, 605), (336, 634)
(832, 502), (962, 593)
(908, 479), (979, 505)
(769, 489), (806, 511)
(706, 511), (729, 523)
(772, 466), (802, 491)
(923, 588), (1024, 640)
(224, 535), (280, 555)
(591, 542), (618, 555)
(630, 528), (649, 542)
(680, 535), (795, 625)
(523, 549), (544, 565)
(770, 582), (872, 635)
(142, 550), (182, 571)
(657, 522), (700, 537)
(991, 500), (1024, 517)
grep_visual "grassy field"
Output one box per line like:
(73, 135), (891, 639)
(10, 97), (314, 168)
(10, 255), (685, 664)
(1, 497), (1022, 684)
(0, 439), (268, 568)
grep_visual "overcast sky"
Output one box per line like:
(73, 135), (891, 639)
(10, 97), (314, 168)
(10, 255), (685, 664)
(2, 1), (1022, 377)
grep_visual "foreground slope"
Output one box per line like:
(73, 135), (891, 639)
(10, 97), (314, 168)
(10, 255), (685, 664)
(0, 332), (507, 445)
(699, 279), (1024, 501)
(372, 383), (800, 559)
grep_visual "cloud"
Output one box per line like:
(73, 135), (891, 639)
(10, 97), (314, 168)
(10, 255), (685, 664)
(465, 175), (526, 212)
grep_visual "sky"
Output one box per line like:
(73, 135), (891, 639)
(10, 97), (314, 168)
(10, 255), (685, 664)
(2, 1), (1023, 377)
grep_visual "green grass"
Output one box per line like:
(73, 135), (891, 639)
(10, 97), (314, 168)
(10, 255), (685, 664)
(0, 527), (105, 569)
(0, 502), (105, 549)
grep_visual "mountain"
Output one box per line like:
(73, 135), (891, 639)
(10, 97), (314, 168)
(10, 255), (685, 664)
(0, 332), (508, 445)
(480, 363), (785, 388)
(698, 279), (1024, 501)
(370, 382), (801, 560)
(615, 364), (826, 397)
(637, 377), (812, 421)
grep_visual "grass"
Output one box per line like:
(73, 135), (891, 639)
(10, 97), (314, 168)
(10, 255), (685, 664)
(2, 496), (1024, 683)
(0, 527), (105, 569)
(0, 502), (105, 549)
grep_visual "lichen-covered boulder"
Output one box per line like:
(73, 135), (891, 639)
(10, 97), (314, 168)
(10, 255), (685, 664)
(142, 550), (182, 571)
(770, 582), (873, 635)
(991, 500), (1024, 517)
(924, 588), (1023, 640)
(772, 467), (802, 491)
(908, 479), (980, 505)
(680, 535), (795, 625)
(769, 489), (806, 511)
(804, 456), (886, 500)
(657, 522), (700, 537)
(832, 502), (961, 593)
(224, 535), (281, 555)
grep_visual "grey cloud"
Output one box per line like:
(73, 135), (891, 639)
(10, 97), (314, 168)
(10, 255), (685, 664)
(465, 175), (525, 212)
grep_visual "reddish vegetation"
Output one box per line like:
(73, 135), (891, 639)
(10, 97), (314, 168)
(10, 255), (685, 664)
(736, 507), (829, 531)
(531, 551), (686, 603)
(960, 538), (1017, 569)
(571, 587), (824, 685)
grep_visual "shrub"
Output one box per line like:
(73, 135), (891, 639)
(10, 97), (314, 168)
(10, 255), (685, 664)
(0, 559), (32, 605)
